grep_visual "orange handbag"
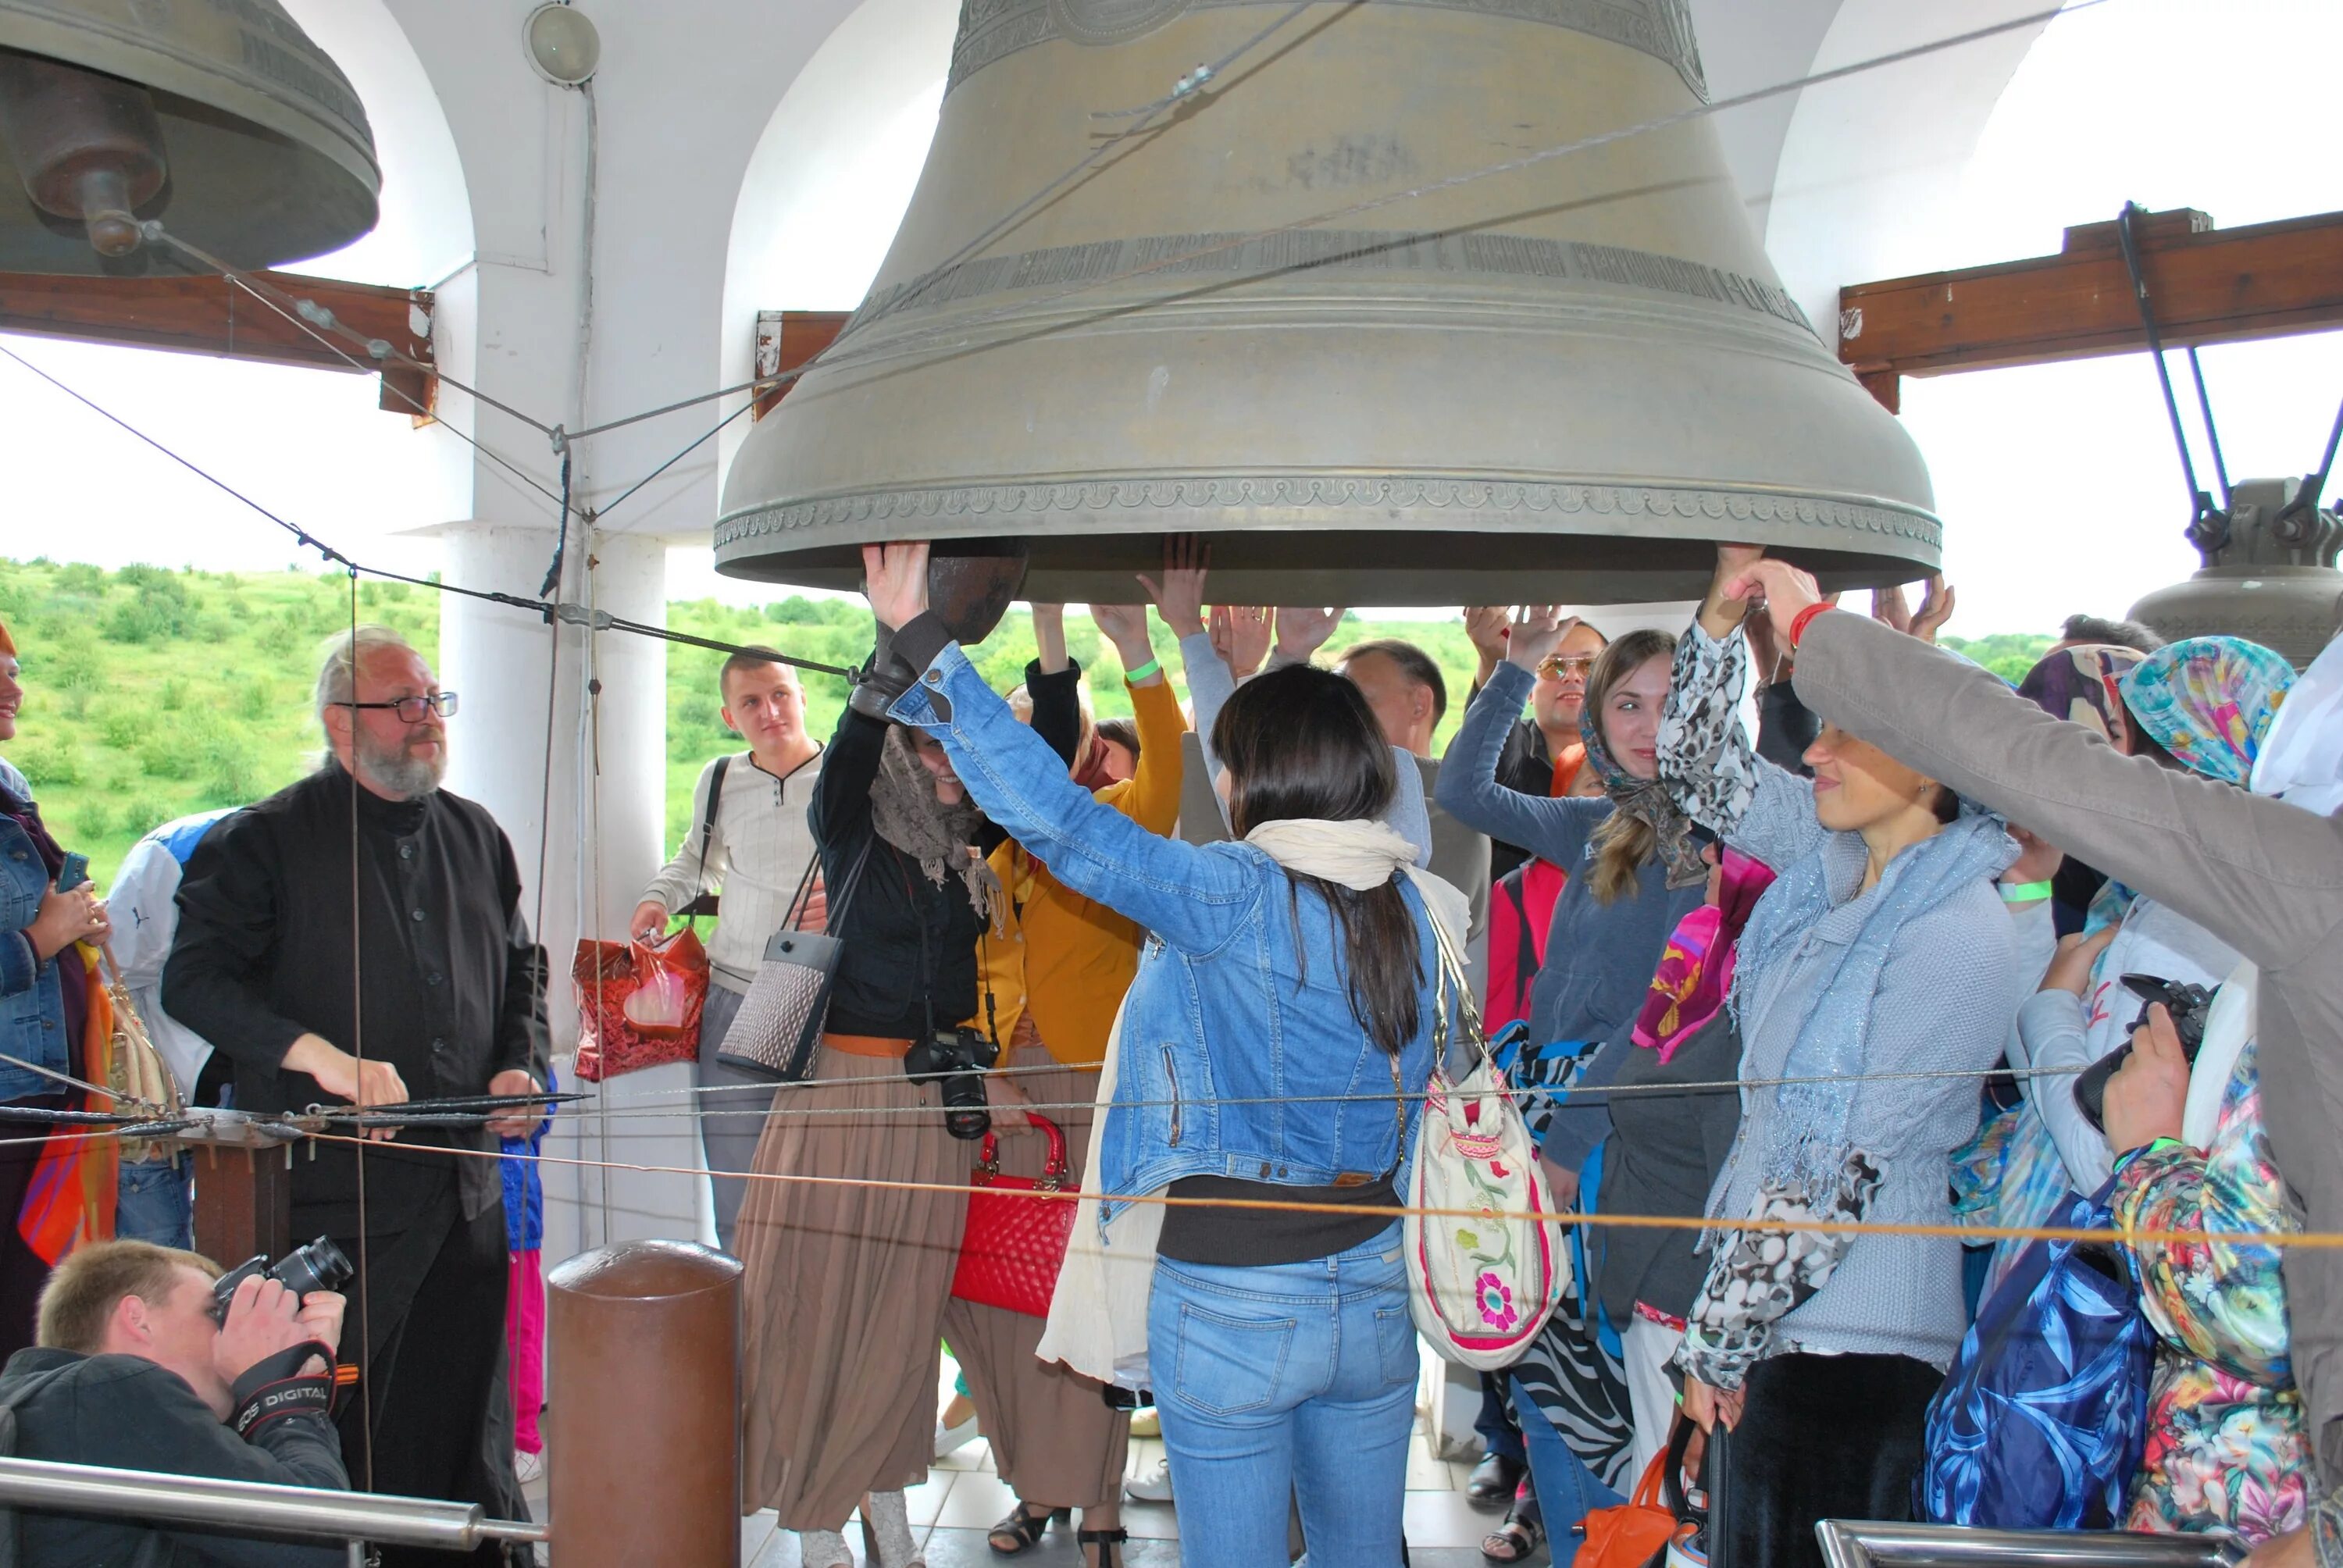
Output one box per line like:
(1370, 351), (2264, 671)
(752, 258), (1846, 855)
(1574, 1427), (1681, 1568)
(950, 1112), (1075, 1318)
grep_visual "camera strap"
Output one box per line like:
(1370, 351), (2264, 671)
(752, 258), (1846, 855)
(228, 1341), (339, 1440)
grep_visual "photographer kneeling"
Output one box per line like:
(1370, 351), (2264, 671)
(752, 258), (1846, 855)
(0, 1239), (348, 1566)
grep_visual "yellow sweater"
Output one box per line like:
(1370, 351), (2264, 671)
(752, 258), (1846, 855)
(976, 676), (1186, 1065)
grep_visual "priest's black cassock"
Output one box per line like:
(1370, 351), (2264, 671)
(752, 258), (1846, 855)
(165, 761), (547, 1563)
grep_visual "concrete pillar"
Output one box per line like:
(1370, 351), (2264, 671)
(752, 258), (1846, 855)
(435, 520), (705, 1257)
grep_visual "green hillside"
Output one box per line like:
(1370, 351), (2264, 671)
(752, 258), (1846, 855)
(0, 558), (1486, 889)
(2, 557), (2052, 893)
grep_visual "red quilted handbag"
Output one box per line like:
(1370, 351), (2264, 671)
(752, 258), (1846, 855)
(950, 1113), (1076, 1318)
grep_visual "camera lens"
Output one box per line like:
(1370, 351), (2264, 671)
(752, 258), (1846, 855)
(272, 1236), (355, 1299)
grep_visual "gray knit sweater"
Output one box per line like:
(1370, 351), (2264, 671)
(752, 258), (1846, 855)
(1664, 624), (2042, 1381)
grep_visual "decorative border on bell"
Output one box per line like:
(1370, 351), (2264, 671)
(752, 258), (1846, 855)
(947, 0), (1707, 101)
(714, 476), (1942, 553)
(847, 227), (1813, 339)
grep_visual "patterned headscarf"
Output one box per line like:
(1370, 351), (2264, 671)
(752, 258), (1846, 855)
(870, 725), (1004, 929)
(2015, 644), (2148, 742)
(1632, 847), (1776, 1062)
(2119, 636), (2294, 786)
(1580, 701), (1707, 890)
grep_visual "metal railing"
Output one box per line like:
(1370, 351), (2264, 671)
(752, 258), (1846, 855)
(1818, 1521), (2249, 1567)
(0, 1456), (546, 1561)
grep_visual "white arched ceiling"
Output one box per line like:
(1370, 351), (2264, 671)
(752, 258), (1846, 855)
(279, 0), (476, 289)
(1762, 0), (2054, 343)
(715, 0), (959, 492)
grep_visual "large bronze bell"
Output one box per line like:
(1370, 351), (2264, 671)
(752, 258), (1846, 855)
(718, 0), (1939, 604)
(0, 0), (377, 273)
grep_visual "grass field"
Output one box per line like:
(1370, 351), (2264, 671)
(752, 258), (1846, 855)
(0, 556), (2050, 890)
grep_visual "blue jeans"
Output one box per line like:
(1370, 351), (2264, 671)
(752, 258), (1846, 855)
(1510, 1372), (1623, 1539)
(1151, 1226), (1417, 1568)
(116, 1153), (192, 1249)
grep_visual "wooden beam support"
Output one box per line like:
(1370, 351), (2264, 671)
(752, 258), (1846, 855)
(1839, 207), (2343, 384)
(0, 269), (434, 415)
(751, 310), (851, 422)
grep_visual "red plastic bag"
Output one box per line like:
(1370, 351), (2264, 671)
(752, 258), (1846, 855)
(572, 928), (709, 1082)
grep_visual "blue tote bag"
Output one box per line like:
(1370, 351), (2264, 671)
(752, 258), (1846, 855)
(1917, 1181), (2155, 1530)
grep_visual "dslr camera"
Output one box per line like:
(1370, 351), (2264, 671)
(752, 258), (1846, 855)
(2072, 973), (2218, 1134)
(211, 1235), (355, 1321)
(904, 1026), (1000, 1141)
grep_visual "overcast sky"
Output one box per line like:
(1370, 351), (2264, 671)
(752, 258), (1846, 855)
(1, 0), (2334, 638)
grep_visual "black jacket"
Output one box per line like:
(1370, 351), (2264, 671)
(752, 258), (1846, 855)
(0, 1348), (346, 1567)
(162, 764), (550, 1233)
(816, 655), (1079, 1041)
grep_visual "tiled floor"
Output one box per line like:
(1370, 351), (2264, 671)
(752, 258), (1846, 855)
(523, 1354), (1529, 1566)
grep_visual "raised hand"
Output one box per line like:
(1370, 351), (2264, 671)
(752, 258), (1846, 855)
(1504, 605), (1572, 672)
(1464, 607), (1511, 682)
(1136, 535), (1208, 639)
(1910, 576), (1957, 643)
(1699, 543), (1766, 640)
(1273, 605), (1346, 663)
(1088, 600), (1154, 672)
(1030, 602), (1068, 675)
(1213, 604), (1272, 679)
(1721, 559), (1826, 646)
(861, 541), (931, 630)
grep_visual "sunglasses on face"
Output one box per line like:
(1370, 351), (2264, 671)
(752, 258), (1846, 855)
(1536, 656), (1596, 679)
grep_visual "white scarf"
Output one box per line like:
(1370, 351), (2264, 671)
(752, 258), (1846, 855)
(1036, 819), (1467, 1388)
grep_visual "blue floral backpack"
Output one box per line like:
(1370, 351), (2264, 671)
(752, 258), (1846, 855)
(1917, 1180), (2156, 1529)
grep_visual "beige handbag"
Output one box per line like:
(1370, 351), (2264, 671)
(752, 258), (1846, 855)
(98, 946), (184, 1164)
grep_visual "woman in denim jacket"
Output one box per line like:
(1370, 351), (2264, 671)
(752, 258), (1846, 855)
(0, 623), (111, 1355)
(862, 544), (1457, 1568)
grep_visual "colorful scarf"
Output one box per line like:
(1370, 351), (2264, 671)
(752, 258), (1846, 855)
(2120, 636), (2293, 786)
(2015, 644), (2148, 742)
(1579, 702), (1706, 889)
(1632, 848), (1776, 1062)
(1735, 808), (2017, 1199)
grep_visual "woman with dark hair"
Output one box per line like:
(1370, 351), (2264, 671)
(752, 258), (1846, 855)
(733, 602), (1080, 1568)
(1438, 608), (1711, 1546)
(861, 543), (1457, 1568)
(1659, 547), (2034, 1568)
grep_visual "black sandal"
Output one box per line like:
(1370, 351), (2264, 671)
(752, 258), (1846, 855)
(1479, 1501), (1545, 1564)
(986, 1503), (1068, 1555)
(1077, 1525), (1128, 1567)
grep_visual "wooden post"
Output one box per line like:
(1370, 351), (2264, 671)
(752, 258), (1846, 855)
(179, 1120), (293, 1267)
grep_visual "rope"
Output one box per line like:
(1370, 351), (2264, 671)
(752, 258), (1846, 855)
(2117, 201), (2222, 545)
(570, 1060), (2094, 1122)
(315, 1131), (2330, 1253)
(340, 565), (376, 1495)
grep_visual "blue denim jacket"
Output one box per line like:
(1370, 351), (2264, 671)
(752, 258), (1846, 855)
(887, 641), (1438, 1221)
(0, 759), (70, 1103)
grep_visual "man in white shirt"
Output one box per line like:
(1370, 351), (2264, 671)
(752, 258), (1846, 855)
(108, 808), (237, 1247)
(630, 648), (823, 1252)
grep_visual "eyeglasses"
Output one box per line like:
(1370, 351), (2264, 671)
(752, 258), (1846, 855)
(341, 692), (458, 724)
(1535, 656), (1597, 679)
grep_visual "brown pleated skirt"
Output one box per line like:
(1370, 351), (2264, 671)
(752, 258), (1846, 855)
(943, 1045), (1130, 1511)
(736, 1042), (971, 1531)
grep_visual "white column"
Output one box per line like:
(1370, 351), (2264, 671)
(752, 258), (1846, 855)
(436, 520), (707, 1258)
